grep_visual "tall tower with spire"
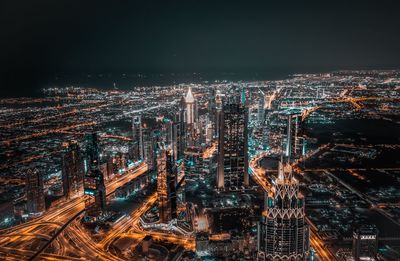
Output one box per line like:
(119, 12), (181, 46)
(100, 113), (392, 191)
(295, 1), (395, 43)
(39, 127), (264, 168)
(257, 162), (309, 260)
(185, 87), (197, 146)
(185, 87), (195, 125)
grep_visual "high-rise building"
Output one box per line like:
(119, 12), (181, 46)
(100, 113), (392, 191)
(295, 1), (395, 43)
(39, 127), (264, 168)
(352, 226), (378, 261)
(185, 87), (195, 125)
(198, 114), (212, 145)
(284, 113), (303, 162)
(132, 115), (144, 161)
(26, 168), (46, 214)
(257, 162), (309, 261)
(179, 97), (187, 156)
(84, 132), (106, 218)
(143, 127), (156, 171)
(61, 140), (83, 199)
(156, 143), (177, 223)
(208, 88), (216, 124)
(215, 90), (225, 139)
(258, 91), (265, 124)
(165, 113), (185, 162)
(185, 87), (197, 146)
(217, 88), (249, 190)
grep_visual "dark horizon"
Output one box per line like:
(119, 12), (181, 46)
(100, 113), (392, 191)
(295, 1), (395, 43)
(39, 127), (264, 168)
(1, 0), (400, 97)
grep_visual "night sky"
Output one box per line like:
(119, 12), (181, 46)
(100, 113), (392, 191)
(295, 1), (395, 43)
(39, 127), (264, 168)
(1, 0), (400, 97)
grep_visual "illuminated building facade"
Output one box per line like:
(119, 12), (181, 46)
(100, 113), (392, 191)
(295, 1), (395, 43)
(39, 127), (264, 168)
(185, 87), (195, 124)
(257, 162), (309, 260)
(185, 87), (197, 146)
(215, 90), (225, 139)
(132, 115), (144, 161)
(217, 88), (249, 190)
(166, 112), (185, 162)
(284, 113), (303, 161)
(143, 127), (156, 171)
(179, 97), (187, 157)
(258, 91), (265, 124)
(352, 226), (378, 261)
(25, 168), (46, 214)
(84, 132), (106, 218)
(156, 143), (177, 223)
(61, 140), (83, 199)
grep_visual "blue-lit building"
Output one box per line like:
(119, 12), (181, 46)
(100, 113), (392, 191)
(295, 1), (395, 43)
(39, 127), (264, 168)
(84, 132), (106, 218)
(217, 87), (249, 191)
(156, 143), (177, 223)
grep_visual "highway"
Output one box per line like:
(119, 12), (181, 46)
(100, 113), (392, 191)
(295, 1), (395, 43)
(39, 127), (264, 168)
(0, 163), (148, 260)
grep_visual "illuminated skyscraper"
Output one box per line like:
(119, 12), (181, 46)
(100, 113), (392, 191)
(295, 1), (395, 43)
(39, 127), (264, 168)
(84, 132), (106, 218)
(207, 88), (216, 115)
(26, 168), (46, 214)
(215, 90), (224, 139)
(285, 113), (303, 162)
(165, 113), (185, 162)
(143, 127), (156, 171)
(132, 115), (144, 161)
(156, 143), (177, 223)
(185, 87), (195, 125)
(179, 96), (188, 152)
(175, 109), (186, 160)
(217, 88), (249, 190)
(185, 87), (197, 146)
(257, 162), (309, 261)
(61, 140), (83, 199)
(352, 226), (378, 261)
(258, 91), (265, 124)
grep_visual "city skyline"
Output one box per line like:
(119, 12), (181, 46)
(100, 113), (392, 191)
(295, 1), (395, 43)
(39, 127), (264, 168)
(0, 1), (399, 260)
(1, 72), (399, 260)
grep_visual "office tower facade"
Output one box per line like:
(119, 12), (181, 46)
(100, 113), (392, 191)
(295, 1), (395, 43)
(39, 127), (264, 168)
(61, 140), (83, 199)
(132, 115), (144, 161)
(217, 89), (249, 190)
(179, 97), (187, 156)
(165, 113), (185, 162)
(258, 91), (265, 124)
(198, 114), (211, 145)
(174, 110), (186, 160)
(208, 88), (216, 125)
(215, 90), (225, 139)
(352, 226), (378, 261)
(156, 144), (177, 223)
(285, 113), (303, 162)
(257, 162), (309, 261)
(26, 168), (46, 214)
(143, 127), (156, 171)
(84, 133), (106, 217)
